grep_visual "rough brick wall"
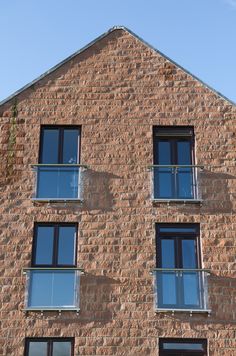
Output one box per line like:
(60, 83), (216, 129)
(0, 29), (236, 355)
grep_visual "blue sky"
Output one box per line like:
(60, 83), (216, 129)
(0, 0), (236, 103)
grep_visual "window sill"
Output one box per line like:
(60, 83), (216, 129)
(155, 308), (211, 316)
(152, 199), (203, 205)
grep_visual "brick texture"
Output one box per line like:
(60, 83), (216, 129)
(0, 28), (236, 355)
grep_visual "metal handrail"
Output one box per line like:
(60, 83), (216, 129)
(23, 267), (84, 272)
(31, 163), (88, 168)
(148, 164), (204, 169)
(152, 268), (210, 273)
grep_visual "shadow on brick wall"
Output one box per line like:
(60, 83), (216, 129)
(78, 273), (120, 324)
(82, 169), (119, 212)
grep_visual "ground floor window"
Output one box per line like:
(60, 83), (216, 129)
(25, 338), (74, 356)
(159, 338), (207, 355)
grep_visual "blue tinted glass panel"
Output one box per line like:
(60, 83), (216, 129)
(183, 273), (200, 306)
(160, 272), (177, 305)
(53, 342), (72, 356)
(41, 129), (59, 164)
(63, 129), (79, 164)
(35, 227), (54, 265)
(58, 227), (76, 265)
(177, 141), (191, 165)
(161, 240), (175, 268)
(28, 271), (76, 308)
(163, 342), (203, 350)
(182, 240), (197, 268)
(157, 168), (172, 198)
(37, 167), (79, 199)
(158, 141), (171, 164)
(28, 342), (47, 356)
(177, 168), (193, 198)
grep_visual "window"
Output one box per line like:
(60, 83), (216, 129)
(153, 224), (210, 311)
(24, 223), (82, 311)
(33, 126), (82, 200)
(39, 126), (80, 164)
(25, 338), (74, 356)
(159, 338), (207, 356)
(32, 223), (77, 267)
(153, 127), (200, 200)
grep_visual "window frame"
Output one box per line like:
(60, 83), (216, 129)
(39, 125), (81, 164)
(31, 222), (78, 268)
(24, 337), (74, 356)
(159, 338), (207, 355)
(156, 223), (201, 269)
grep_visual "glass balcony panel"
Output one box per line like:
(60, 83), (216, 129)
(25, 269), (80, 310)
(33, 165), (81, 200)
(153, 269), (209, 311)
(152, 165), (201, 201)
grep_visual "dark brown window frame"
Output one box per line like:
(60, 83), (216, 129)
(153, 126), (195, 166)
(31, 222), (78, 268)
(39, 125), (81, 164)
(159, 338), (207, 355)
(156, 223), (201, 269)
(24, 337), (74, 356)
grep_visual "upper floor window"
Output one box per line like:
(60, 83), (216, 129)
(32, 223), (77, 267)
(159, 338), (207, 356)
(39, 126), (80, 164)
(152, 127), (201, 201)
(153, 224), (210, 313)
(25, 338), (74, 356)
(24, 223), (82, 311)
(33, 126), (83, 201)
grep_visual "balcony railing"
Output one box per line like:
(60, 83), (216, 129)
(152, 268), (210, 313)
(23, 268), (83, 311)
(32, 164), (87, 202)
(150, 165), (203, 202)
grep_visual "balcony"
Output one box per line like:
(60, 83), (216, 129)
(150, 165), (203, 203)
(32, 164), (87, 202)
(152, 268), (211, 314)
(23, 268), (83, 312)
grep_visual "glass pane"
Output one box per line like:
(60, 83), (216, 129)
(183, 273), (200, 306)
(63, 129), (79, 164)
(177, 141), (191, 165)
(35, 226), (54, 265)
(161, 240), (175, 268)
(156, 168), (172, 198)
(53, 341), (72, 356)
(28, 271), (77, 308)
(158, 141), (171, 164)
(163, 342), (203, 350)
(52, 272), (76, 306)
(159, 273), (177, 306)
(28, 342), (47, 356)
(177, 168), (193, 198)
(41, 129), (59, 163)
(37, 167), (79, 199)
(58, 226), (76, 265)
(182, 240), (197, 268)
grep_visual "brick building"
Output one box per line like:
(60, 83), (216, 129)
(1, 26), (236, 355)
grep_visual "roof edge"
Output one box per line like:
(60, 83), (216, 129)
(0, 25), (235, 107)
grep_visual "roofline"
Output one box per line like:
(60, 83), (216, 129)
(0, 25), (235, 107)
